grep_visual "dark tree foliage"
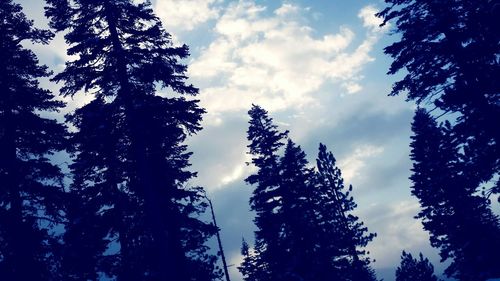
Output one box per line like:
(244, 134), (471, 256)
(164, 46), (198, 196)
(61, 99), (124, 280)
(240, 105), (376, 281)
(395, 251), (438, 281)
(410, 108), (500, 280)
(378, 0), (500, 198)
(0, 1), (66, 280)
(314, 143), (377, 281)
(44, 0), (219, 280)
(241, 104), (288, 281)
(274, 139), (317, 281)
(240, 239), (269, 281)
(379, 2), (500, 279)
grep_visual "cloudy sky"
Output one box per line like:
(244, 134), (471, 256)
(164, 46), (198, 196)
(18, 0), (445, 280)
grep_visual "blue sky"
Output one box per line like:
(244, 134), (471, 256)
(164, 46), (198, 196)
(18, 1), (446, 280)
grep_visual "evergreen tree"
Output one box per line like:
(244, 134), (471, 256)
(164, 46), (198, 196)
(410, 108), (500, 280)
(240, 238), (266, 281)
(61, 99), (124, 280)
(395, 251), (438, 281)
(0, 1), (66, 280)
(240, 104), (288, 281)
(377, 0), (500, 198)
(379, 2), (500, 278)
(240, 106), (377, 281)
(275, 139), (316, 281)
(44, 0), (219, 280)
(314, 143), (377, 281)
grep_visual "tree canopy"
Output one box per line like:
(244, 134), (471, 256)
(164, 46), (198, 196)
(395, 251), (438, 281)
(44, 0), (219, 279)
(379, 1), (500, 279)
(378, 0), (500, 198)
(410, 108), (500, 280)
(0, 1), (66, 279)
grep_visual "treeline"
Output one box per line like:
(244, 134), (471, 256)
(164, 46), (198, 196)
(0, 0), (499, 281)
(239, 105), (377, 281)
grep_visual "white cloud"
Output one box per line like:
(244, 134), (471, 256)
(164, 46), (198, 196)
(358, 5), (387, 33)
(189, 1), (386, 114)
(221, 164), (246, 186)
(219, 153), (255, 188)
(155, 0), (221, 31)
(275, 3), (300, 17)
(339, 145), (384, 182)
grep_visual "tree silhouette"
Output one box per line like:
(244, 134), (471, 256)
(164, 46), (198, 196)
(314, 143), (377, 281)
(240, 104), (288, 281)
(410, 108), (500, 280)
(61, 99), (124, 280)
(276, 139), (317, 281)
(240, 105), (377, 281)
(378, 0), (500, 200)
(379, 2), (500, 278)
(0, 1), (66, 280)
(395, 251), (438, 281)
(45, 0), (219, 280)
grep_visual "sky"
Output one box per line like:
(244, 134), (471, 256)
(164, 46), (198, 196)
(18, 1), (447, 280)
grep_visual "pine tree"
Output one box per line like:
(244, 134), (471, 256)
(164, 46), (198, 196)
(240, 106), (377, 281)
(377, 0), (500, 199)
(242, 115), (315, 281)
(240, 238), (265, 281)
(240, 104), (288, 281)
(410, 108), (500, 280)
(61, 99), (124, 280)
(379, 2), (500, 277)
(275, 140), (317, 281)
(45, 0), (219, 280)
(314, 143), (377, 281)
(0, 1), (66, 280)
(395, 251), (438, 281)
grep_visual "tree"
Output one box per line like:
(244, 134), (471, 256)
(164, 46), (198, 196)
(240, 106), (377, 281)
(0, 1), (66, 280)
(377, 0), (500, 198)
(60, 99), (124, 280)
(410, 108), (500, 280)
(314, 143), (377, 281)
(240, 104), (288, 281)
(45, 0), (219, 280)
(241, 106), (323, 281)
(395, 251), (438, 281)
(240, 238), (268, 281)
(379, 2), (500, 278)
(275, 139), (317, 281)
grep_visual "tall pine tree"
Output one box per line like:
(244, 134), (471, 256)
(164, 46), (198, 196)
(0, 1), (66, 280)
(44, 0), (219, 280)
(395, 251), (438, 281)
(379, 2), (500, 277)
(274, 139), (317, 281)
(314, 143), (377, 281)
(241, 104), (288, 281)
(377, 0), (500, 198)
(410, 108), (500, 280)
(61, 99), (124, 280)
